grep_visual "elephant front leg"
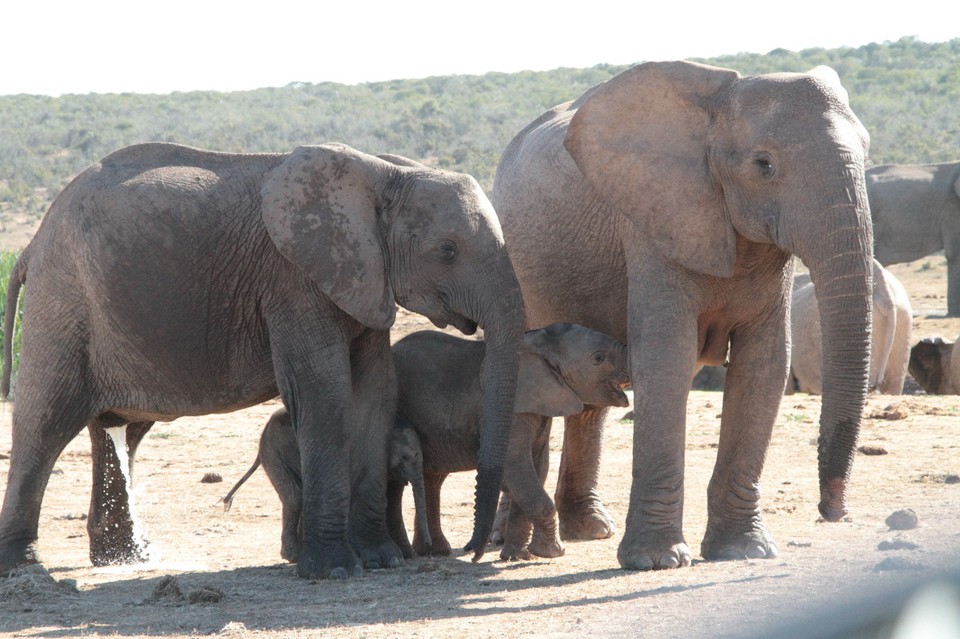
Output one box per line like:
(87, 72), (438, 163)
(555, 406), (616, 540)
(87, 421), (153, 566)
(700, 324), (783, 561)
(618, 304), (697, 571)
(385, 480), (414, 559)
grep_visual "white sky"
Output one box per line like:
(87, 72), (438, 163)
(2, 1), (957, 97)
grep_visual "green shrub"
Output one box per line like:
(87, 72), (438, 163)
(0, 250), (23, 397)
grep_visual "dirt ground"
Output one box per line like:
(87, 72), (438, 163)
(1, 252), (959, 638)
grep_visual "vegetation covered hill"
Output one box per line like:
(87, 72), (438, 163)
(1, 36), (958, 224)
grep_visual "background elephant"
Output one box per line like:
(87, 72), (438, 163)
(493, 61), (874, 570)
(867, 161), (960, 316)
(392, 324), (629, 561)
(222, 410), (432, 562)
(791, 260), (912, 394)
(0, 142), (523, 580)
(908, 336), (960, 394)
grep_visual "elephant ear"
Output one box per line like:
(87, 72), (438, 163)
(565, 61), (740, 278)
(261, 144), (396, 330)
(514, 328), (583, 417)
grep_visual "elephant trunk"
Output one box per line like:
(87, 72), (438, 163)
(464, 258), (524, 560)
(410, 473), (432, 551)
(794, 167), (873, 522)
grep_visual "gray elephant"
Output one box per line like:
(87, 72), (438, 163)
(908, 336), (960, 394)
(867, 161), (960, 316)
(392, 324), (629, 561)
(493, 61), (874, 570)
(791, 260), (912, 394)
(0, 142), (523, 580)
(221, 411), (432, 562)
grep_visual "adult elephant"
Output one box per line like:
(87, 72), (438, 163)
(867, 161), (960, 316)
(492, 61), (874, 570)
(0, 142), (523, 579)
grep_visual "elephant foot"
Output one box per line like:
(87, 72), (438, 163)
(0, 539), (41, 577)
(500, 543), (532, 561)
(701, 519), (778, 561)
(296, 539), (364, 580)
(414, 532), (450, 556)
(557, 498), (616, 541)
(529, 529), (565, 559)
(353, 536), (403, 570)
(617, 530), (691, 571)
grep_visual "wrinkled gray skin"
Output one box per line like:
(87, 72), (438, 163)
(392, 325), (629, 561)
(221, 410), (432, 563)
(790, 261), (912, 394)
(868, 161), (960, 316)
(493, 61), (874, 570)
(908, 336), (960, 394)
(0, 142), (523, 579)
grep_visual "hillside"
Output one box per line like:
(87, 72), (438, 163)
(1, 35), (959, 251)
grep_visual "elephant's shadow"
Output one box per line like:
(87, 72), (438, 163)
(5, 559), (753, 635)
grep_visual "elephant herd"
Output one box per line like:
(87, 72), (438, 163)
(0, 59), (956, 581)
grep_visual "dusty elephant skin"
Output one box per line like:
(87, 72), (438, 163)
(790, 260), (912, 395)
(390, 324), (629, 562)
(0, 142), (524, 580)
(868, 161), (960, 316)
(492, 60), (874, 570)
(221, 411), (432, 563)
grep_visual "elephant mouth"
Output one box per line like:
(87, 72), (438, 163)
(430, 313), (479, 336)
(609, 383), (631, 408)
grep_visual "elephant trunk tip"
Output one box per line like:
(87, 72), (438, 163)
(818, 477), (849, 522)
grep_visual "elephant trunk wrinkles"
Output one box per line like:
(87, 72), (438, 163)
(464, 262), (524, 560)
(797, 173), (873, 522)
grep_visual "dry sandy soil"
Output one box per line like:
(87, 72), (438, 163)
(1, 247), (959, 638)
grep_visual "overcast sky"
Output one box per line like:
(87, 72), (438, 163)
(2, 1), (956, 96)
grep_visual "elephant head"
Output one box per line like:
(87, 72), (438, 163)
(565, 61), (873, 522)
(516, 323), (630, 416)
(909, 337), (956, 394)
(259, 144), (523, 558)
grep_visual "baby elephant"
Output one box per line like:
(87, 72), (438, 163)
(223, 411), (431, 563)
(909, 336), (960, 394)
(791, 260), (912, 394)
(393, 323), (629, 561)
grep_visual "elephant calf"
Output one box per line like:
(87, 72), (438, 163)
(392, 324), (629, 561)
(222, 412), (432, 563)
(909, 336), (960, 394)
(790, 260), (913, 395)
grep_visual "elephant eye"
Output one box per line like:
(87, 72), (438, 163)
(435, 241), (459, 264)
(754, 154), (776, 178)
(592, 350), (605, 365)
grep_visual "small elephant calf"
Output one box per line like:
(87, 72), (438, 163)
(223, 412), (431, 563)
(392, 323), (629, 561)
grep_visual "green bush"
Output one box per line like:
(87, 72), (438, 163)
(0, 250), (23, 397)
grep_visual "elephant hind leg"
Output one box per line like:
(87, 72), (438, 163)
(87, 419), (154, 566)
(0, 388), (95, 573)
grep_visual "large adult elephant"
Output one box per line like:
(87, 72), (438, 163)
(0, 142), (523, 579)
(867, 161), (960, 316)
(492, 61), (874, 570)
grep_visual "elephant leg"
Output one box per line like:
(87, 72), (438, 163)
(0, 377), (93, 573)
(947, 248), (960, 317)
(414, 473), (450, 556)
(344, 330), (402, 571)
(618, 301), (697, 571)
(700, 323), (783, 561)
(555, 406), (615, 541)
(502, 415), (561, 559)
(386, 480), (414, 559)
(87, 420), (154, 566)
(489, 491), (512, 545)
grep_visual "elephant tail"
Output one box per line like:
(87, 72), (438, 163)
(221, 457), (261, 512)
(1, 252), (27, 400)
